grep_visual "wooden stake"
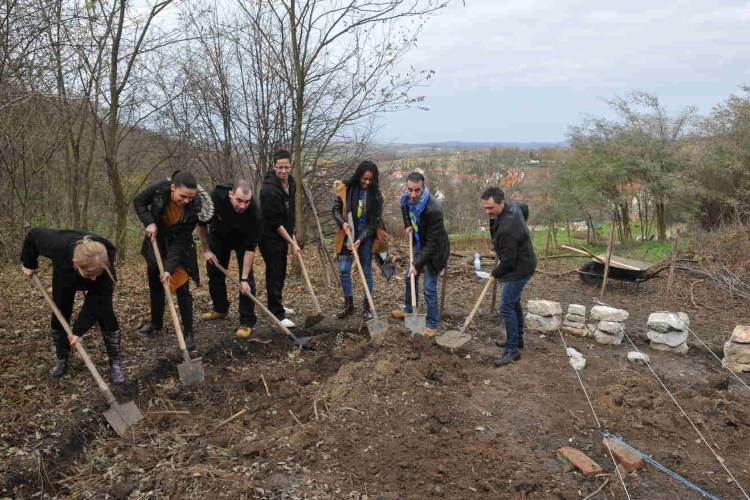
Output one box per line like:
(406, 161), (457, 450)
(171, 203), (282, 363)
(301, 179), (337, 286)
(205, 409), (247, 436)
(666, 236), (679, 295)
(261, 374), (271, 397)
(600, 221), (616, 297)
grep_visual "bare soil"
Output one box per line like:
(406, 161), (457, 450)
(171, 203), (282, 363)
(2, 250), (750, 499)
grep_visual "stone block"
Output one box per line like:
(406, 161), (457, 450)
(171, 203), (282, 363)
(730, 325), (750, 344)
(557, 447), (603, 476)
(563, 320), (586, 329)
(597, 320), (625, 334)
(525, 313), (561, 332)
(527, 300), (562, 317)
(565, 313), (586, 324)
(723, 341), (750, 364)
(562, 326), (588, 337)
(594, 329), (624, 345)
(435, 330), (472, 350)
(724, 361), (750, 373)
(568, 304), (586, 317)
(590, 306), (629, 322)
(650, 341), (689, 354)
(648, 311), (690, 333)
(601, 438), (645, 471)
(627, 352), (650, 365)
(647, 330), (689, 347)
(567, 348), (586, 371)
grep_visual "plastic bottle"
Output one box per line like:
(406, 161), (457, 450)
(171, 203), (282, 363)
(473, 253), (481, 270)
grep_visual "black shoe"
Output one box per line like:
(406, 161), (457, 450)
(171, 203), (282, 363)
(363, 297), (374, 321)
(496, 338), (524, 349)
(183, 332), (196, 352)
(494, 351), (521, 367)
(103, 330), (127, 384)
(49, 358), (68, 378)
(139, 322), (162, 337)
(336, 296), (355, 319)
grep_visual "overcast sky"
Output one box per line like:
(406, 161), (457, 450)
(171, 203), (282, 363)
(376, 0), (750, 144)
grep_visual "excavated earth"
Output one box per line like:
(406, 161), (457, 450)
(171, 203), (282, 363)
(2, 252), (750, 499)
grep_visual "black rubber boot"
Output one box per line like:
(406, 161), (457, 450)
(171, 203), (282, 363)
(363, 297), (374, 320)
(496, 338), (525, 349)
(103, 330), (127, 384)
(140, 283), (165, 336)
(139, 322), (162, 337)
(49, 329), (70, 378)
(177, 287), (196, 352)
(336, 296), (355, 319)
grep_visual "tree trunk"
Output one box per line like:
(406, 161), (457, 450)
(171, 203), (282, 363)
(619, 201), (632, 245)
(656, 201), (668, 240)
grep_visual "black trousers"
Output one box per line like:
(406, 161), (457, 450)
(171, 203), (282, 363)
(207, 236), (257, 327)
(146, 268), (193, 333)
(259, 238), (288, 320)
(51, 270), (119, 333)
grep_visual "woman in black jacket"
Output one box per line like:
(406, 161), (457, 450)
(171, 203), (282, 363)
(331, 161), (383, 319)
(133, 170), (213, 351)
(21, 227), (126, 383)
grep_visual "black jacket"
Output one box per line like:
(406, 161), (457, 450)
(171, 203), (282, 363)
(201, 183), (260, 252)
(401, 195), (450, 274)
(332, 184), (383, 244)
(21, 227), (117, 335)
(490, 201), (537, 282)
(133, 179), (213, 285)
(260, 170), (296, 242)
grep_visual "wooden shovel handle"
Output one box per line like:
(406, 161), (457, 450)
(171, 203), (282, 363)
(150, 239), (188, 353)
(460, 277), (494, 335)
(345, 227), (377, 316)
(31, 274), (116, 404)
(213, 263), (294, 338)
(293, 236), (321, 313)
(409, 235), (417, 311)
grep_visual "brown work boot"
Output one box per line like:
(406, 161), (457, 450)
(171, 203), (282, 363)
(423, 327), (437, 338)
(336, 296), (354, 319)
(235, 326), (253, 339)
(390, 310), (406, 320)
(202, 310), (228, 320)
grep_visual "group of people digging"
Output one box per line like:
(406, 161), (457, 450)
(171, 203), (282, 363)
(21, 149), (538, 386)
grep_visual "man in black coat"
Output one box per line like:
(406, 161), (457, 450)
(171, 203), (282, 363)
(481, 187), (537, 367)
(197, 179), (260, 339)
(390, 172), (450, 337)
(133, 171), (214, 351)
(259, 150), (301, 328)
(21, 227), (126, 382)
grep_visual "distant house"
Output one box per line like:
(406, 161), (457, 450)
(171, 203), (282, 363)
(452, 173), (477, 181)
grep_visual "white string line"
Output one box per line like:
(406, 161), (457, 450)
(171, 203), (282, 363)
(680, 321), (750, 394)
(593, 298), (750, 500)
(553, 321), (632, 500)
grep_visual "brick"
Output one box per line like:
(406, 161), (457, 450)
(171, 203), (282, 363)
(601, 438), (645, 471)
(557, 447), (603, 476)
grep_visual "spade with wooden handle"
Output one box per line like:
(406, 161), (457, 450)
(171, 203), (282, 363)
(345, 227), (388, 338)
(31, 274), (143, 436)
(292, 236), (325, 328)
(444, 277), (493, 338)
(151, 239), (204, 385)
(404, 235), (426, 335)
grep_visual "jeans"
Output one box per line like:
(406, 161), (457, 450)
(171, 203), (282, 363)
(339, 222), (374, 297)
(498, 275), (532, 354)
(206, 235), (257, 327)
(404, 251), (440, 329)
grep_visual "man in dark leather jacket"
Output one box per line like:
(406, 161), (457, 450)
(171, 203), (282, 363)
(481, 187), (537, 367)
(390, 172), (450, 336)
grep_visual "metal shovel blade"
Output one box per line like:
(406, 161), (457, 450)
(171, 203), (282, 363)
(303, 314), (325, 329)
(103, 400), (143, 437)
(365, 317), (389, 339)
(404, 313), (426, 336)
(288, 333), (313, 346)
(177, 356), (205, 385)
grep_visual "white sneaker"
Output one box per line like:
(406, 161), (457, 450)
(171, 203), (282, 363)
(280, 318), (296, 328)
(283, 306), (295, 315)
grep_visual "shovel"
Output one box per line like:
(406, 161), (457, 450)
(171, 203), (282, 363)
(292, 236), (325, 328)
(31, 274), (143, 436)
(443, 276), (493, 339)
(404, 236), (426, 335)
(213, 263), (312, 346)
(151, 239), (204, 385)
(345, 227), (388, 338)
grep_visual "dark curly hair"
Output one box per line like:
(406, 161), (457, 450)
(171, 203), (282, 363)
(345, 160), (379, 195)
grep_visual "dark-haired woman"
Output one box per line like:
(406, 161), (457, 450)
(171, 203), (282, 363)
(133, 170), (214, 351)
(21, 228), (126, 382)
(332, 160), (384, 319)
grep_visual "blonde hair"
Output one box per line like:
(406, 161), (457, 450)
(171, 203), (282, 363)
(73, 237), (114, 281)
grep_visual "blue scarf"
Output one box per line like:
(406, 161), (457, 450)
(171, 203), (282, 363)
(400, 187), (430, 250)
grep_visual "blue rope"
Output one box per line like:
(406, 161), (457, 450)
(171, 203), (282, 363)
(601, 432), (722, 500)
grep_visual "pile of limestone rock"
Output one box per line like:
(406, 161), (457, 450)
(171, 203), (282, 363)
(561, 304), (588, 337)
(525, 300), (562, 333)
(724, 325), (750, 372)
(590, 305), (629, 345)
(647, 311), (690, 354)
